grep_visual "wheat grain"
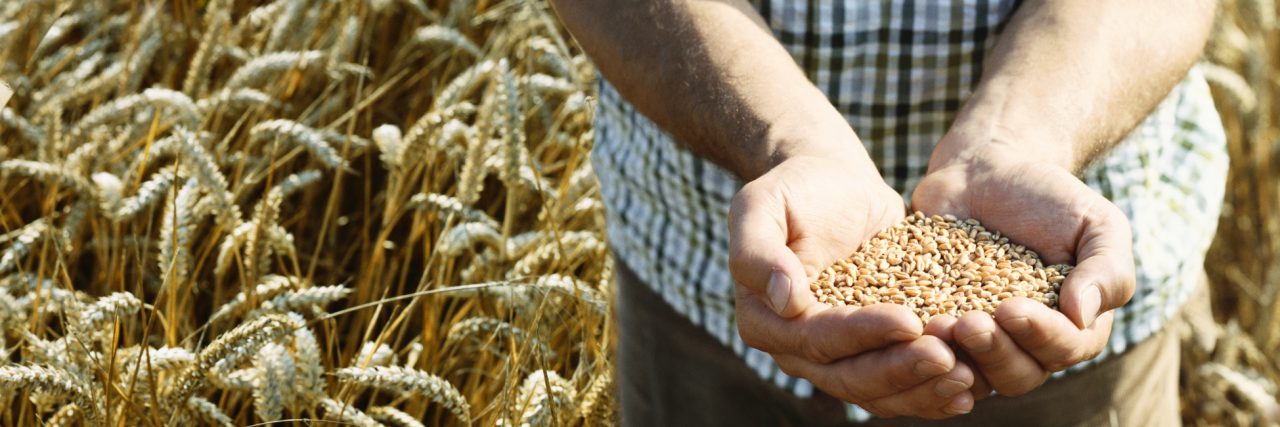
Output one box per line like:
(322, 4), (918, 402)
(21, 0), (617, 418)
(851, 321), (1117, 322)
(434, 59), (497, 109)
(336, 366), (471, 423)
(353, 341), (398, 368)
(511, 232), (606, 278)
(497, 59), (528, 193)
(0, 365), (99, 422)
(77, 292), (142, 332)
(158, 178), (200, 286)
(404, 342), (424, 369)
(0, 220), (49, 275)
(525, 37), (572, 77)
(251, 285), (352, 317)
(577, 370), (614, 423)
(172, 314), (302, 404)
(44, 403), (81, 427)
(447, 275), (606, 315)
(446, 316), (554, 359)
(502, 370), (576, 427)
(252, 342), (297, 421)
(117, 346), (195, 382)
(437, 221), (503, 256)
(329, 15), (361, 65)
(373, 124), (405, 170)
(208, 275), (300, 324)
(210, 367), (258, 392)
(264, 0), (307, 53)
(114, 166), (178, 220)
(226, 50), (326, 89)
(409, 192), (499, 228)
(0, 107), (45, 143)
(812, 212), (1068, 322)
(368, 406), (426, 427)
(183, 0), (231, 97)
(32, 14), (86, 63)
(91, 172), (124, 212)
(187, 396), (235, 427)
(0, 1), (615, 424)
(73, 88), (202, 135)
(124, 34), (163, 95)
(196, 88), (284, 115)
(0, 160), (97, 198)
(250, 119), (348, 169)
(402, 102), (476, 165)
(34, 38), (110, 98)
(319, 397), (382, 427)
(146, 129), (232, 201)
(522, 74), (577, 96)
(287, 313), (325, 399)
(412, 25), (482, 58)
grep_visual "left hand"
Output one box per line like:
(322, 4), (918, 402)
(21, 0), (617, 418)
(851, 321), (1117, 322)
(911, 137), (1136, 397)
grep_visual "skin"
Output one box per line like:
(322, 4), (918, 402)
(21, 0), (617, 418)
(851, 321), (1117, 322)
(913, 0), (1216, 397)
(550, 0), (1215, 418)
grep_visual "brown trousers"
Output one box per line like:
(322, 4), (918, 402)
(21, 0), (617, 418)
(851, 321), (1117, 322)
(616, 259), (1182, 427)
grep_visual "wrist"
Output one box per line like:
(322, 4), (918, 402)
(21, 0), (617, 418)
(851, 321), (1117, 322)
(930, 120), (1078, 175)
(755, 100), (876, 179)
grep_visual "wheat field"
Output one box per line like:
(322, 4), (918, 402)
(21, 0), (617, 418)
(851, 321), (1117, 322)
(0, 0), (1275, 426)
(0, 0), (609, 425)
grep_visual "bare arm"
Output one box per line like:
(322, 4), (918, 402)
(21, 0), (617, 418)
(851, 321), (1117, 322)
(933, 0), (1217, 171)
(550, 0), (863, 180)
(551, 0), (982, 418)
(916, 0), (1217, 397)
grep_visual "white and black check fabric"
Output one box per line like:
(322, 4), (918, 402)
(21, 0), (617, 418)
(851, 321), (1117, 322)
(591, 0), (1228, 420)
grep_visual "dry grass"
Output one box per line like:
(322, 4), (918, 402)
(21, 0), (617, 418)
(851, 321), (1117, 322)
(1185, 0), (1280, 425)
(0, 0), (1277, 426)
(0, 0), (609, 425)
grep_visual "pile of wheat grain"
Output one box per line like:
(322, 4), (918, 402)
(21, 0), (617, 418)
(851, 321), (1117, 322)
(814, 212), (1067, 322)
(0, 0), (611, 425)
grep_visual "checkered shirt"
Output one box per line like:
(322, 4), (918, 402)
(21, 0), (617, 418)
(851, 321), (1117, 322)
(590, 0), (1228, 420)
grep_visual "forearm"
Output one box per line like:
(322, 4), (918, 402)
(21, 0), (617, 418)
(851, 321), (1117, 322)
(549, 0), (869, 180)
(935, 0), (1217, 172)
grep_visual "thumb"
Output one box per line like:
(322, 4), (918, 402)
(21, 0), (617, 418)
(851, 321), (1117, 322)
(729, 183), (812, 318)
(1059, 200), (1135, 329)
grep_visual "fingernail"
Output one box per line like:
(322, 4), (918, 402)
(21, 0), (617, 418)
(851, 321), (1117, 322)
(1002, 317), (1031, 336)
(767, 271), (791, 315)
(960, 332), (993, 353)
(935, 378), (968, 398)
(915, 360), (948, 378)
(1080, 285), (1102, 328)
(944, 394), (973, 415)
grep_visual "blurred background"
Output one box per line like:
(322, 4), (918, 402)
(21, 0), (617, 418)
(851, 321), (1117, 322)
(1191, 0), (1280, 424)
(0, 0), (1276, 425)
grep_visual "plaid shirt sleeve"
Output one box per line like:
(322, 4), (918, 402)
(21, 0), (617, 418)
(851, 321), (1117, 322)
(590, 0), (1228, 421)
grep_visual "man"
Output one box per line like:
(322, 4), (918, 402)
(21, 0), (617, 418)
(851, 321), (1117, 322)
(551, 0), (1226, 425)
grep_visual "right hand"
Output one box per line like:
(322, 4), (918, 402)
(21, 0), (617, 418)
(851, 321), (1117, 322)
(729, 146), (977, 419)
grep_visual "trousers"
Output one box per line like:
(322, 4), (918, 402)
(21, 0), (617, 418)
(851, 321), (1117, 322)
(615, 258), (1183, 427)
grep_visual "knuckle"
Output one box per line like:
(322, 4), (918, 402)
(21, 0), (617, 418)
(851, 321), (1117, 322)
(775, 360), (802, 378)
(885, 370), (918, 392)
